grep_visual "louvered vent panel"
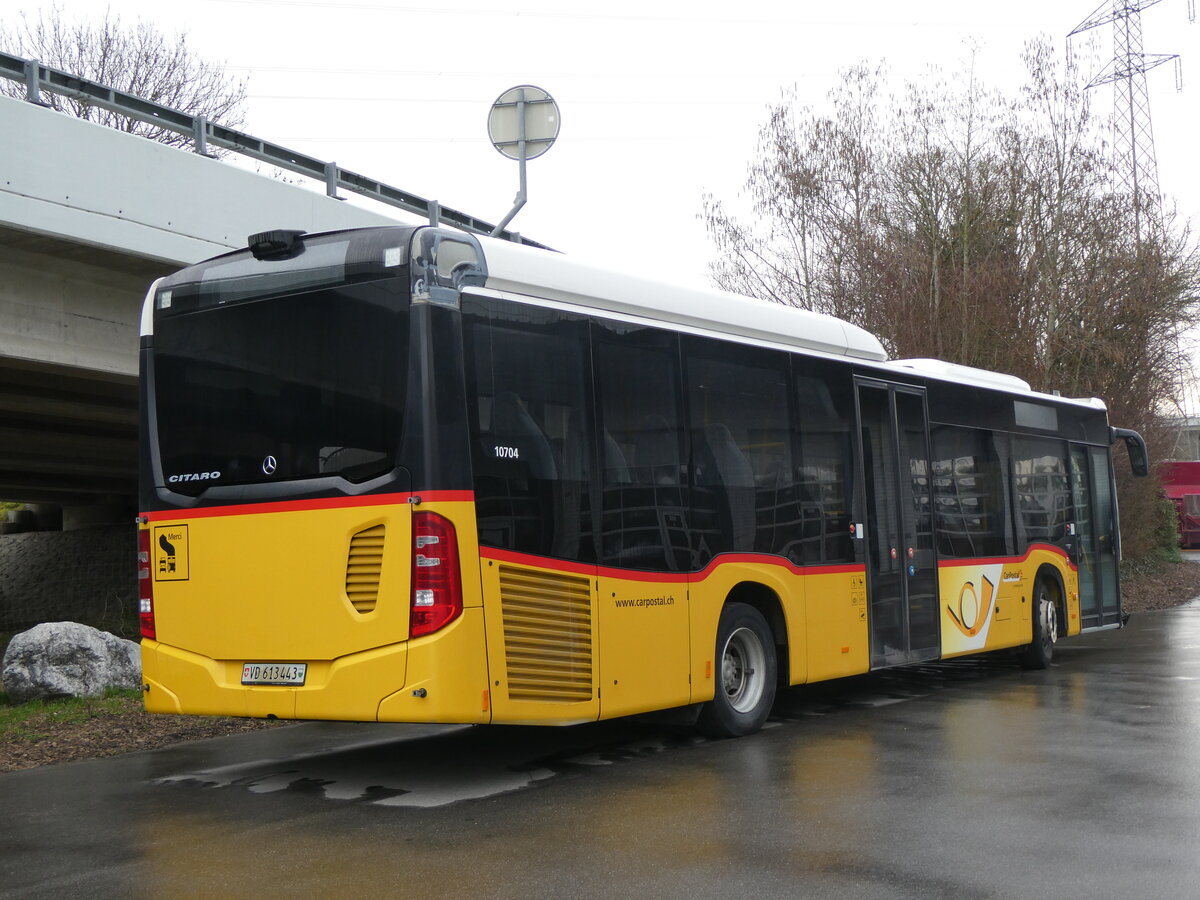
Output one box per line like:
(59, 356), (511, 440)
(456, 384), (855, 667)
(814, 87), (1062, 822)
(499, 565), (593, 702)
(345, 525), (385, 614)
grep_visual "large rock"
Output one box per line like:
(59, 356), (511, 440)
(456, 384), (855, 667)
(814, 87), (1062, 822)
(2, 622), (141, 703)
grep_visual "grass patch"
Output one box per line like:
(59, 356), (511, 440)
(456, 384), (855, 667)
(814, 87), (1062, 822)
(0, 688), (143, 741)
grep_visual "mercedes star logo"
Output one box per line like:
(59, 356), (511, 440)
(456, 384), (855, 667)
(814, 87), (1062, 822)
(262, 455), (278, 475)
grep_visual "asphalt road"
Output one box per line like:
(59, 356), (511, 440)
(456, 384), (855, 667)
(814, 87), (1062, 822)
(3, 603), (1199, 899)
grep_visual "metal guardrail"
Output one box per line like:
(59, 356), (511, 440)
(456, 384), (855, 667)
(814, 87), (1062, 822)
(0, 51), (547, 248)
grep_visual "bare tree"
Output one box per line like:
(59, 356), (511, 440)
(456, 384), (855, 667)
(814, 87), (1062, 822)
(705, 64), (887, 327)
(705, 38), (1200, 560)
(0, 4), (247, 154)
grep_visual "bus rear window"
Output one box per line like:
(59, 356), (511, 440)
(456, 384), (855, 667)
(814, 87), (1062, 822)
(152, 277), (409, 494)
(153, 226), (412, 313)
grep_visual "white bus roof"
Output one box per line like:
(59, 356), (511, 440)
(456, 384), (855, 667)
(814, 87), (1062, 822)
(886, 358), (1107, 410)
(475, 235), (888, 362)
(886, 358), (1032, 392)
(474, 238), (1105, 412)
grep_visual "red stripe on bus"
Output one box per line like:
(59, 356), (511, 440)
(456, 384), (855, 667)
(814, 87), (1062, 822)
(479, 547), (864, 582)
(936, 542), (1071, 569)
(480, 547), (599, 577)
(142, 490), (474, 521)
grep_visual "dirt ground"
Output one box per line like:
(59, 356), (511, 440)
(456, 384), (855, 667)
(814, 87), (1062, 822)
(1117, 555), (1200, 612)
(2, 559), (1198, 774)
(0, 702), (280, 773)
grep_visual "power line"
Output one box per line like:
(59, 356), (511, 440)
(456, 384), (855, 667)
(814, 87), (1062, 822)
(246, 94), (772, 105)
(227, 64), (834, 79)
(204, 0), (1012, 29)
(269, 134), (726, 143)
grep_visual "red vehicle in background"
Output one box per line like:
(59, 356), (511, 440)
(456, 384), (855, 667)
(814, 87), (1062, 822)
(1162, 461), (1200, 548)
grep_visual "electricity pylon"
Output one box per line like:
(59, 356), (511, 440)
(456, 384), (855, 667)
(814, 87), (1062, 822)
(1069, 0), (1183, 238)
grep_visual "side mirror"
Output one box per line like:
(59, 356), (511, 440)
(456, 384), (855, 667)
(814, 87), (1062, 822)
(1111, 427), (1149, 478)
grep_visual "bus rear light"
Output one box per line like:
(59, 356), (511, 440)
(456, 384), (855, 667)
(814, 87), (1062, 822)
(410, 511), (462, 638)
(137, 528), (156, 640)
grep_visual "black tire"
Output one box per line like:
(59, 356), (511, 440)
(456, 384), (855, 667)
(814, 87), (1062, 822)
(1021, 577), (1059, 669)
(697, 602), (777, 737)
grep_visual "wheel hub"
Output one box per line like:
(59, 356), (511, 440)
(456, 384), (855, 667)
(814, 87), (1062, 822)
(1043, 598), (1058, 645)
(721, 626), (766, 713)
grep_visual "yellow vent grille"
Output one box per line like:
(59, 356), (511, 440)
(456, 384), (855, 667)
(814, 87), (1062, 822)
(345, 525), (385, 614)
(499, 565), (593, 703)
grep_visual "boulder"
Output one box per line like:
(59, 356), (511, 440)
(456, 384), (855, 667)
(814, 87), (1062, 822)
(2, 622), (141, 703)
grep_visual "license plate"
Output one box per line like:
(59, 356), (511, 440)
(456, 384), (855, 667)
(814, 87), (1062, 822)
(241, 662), (307, 686)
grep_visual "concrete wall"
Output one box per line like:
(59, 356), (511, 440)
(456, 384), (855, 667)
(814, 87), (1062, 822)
(0, 93), (407, 269)
(0, 242), (149, 377)
(0, 524), (137, 635)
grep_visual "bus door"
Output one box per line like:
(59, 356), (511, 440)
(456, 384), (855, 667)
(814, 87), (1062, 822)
(856, 380), (940, 666)
(1070, 445), (1121, 628)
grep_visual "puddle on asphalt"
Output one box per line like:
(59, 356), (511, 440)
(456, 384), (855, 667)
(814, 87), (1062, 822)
(153, 727), (705, 809)
(153, 658), (1017, 809)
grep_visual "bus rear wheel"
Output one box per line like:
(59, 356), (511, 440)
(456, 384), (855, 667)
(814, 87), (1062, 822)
(697, 602), (777, 738)
(1021, 578), (1058, 669)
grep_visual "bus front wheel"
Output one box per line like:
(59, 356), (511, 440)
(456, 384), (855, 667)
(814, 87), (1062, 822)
(697, 602), (777, 738)
(1021, 578), (1058, 670)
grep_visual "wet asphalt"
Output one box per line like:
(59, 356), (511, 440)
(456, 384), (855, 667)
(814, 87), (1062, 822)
(2, 602), (1199, 899)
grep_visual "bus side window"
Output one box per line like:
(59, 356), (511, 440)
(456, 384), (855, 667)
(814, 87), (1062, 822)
(594, 323), (690, 572)
(684, 337), (792, 560)
(930, 425), (1012, 559)
(1012, 436), (1072, 550)
(462, 300), (594, 561)
(792, 367), (855, 565)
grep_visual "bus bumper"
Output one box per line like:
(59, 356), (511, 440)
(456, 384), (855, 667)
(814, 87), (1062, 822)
(141, 608), (491, 724)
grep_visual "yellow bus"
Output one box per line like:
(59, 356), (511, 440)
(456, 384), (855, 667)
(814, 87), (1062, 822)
(137, 225), (1148, 737)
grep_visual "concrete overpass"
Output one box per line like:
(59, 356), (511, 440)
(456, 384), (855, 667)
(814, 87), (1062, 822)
(0, 94), (414, 520)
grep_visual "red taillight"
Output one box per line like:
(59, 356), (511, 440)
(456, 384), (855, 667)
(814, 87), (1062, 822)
(410, 511), (462, 638)
(137, 526), (156, 639)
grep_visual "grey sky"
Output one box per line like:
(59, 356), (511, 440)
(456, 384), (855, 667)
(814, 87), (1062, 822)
(17, 0), (1200, 287)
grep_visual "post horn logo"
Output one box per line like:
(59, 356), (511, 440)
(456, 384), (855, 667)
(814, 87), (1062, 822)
(947, 574), (995, 637)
